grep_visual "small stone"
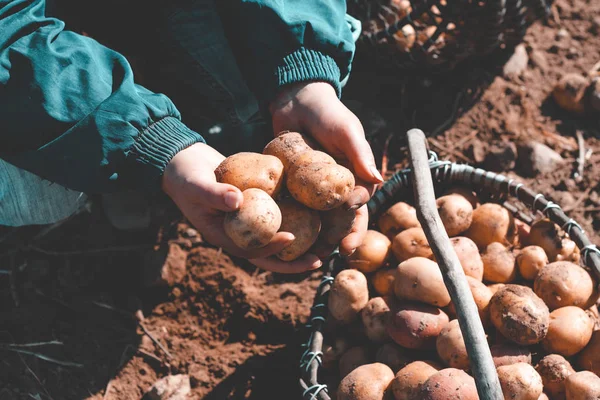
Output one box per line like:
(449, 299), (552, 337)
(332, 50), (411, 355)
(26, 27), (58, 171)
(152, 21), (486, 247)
(144, 375), (191, 400)
(503, 44), (529, 78)
(143, 243), (187, 287)
(482, 140), (518, 172)
(518, 142), (565, 176)
(529, 50), (548, 71)
(183, 228), (198, 239)
(556, 28), (569, 40)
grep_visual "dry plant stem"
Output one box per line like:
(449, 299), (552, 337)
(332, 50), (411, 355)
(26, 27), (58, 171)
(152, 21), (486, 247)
(575, 130), (585, 182)
(407, 129), (503, 400)
(139, 322), (173, 360)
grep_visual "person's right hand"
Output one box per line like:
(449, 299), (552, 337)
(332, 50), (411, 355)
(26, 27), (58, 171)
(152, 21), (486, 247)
(162, 142), (322, 273)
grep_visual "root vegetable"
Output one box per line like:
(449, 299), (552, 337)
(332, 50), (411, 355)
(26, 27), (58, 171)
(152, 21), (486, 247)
(320, 206), (356, 245)
(263, 131), (316, 169)
(372, 268), (396, 296)
(528, 219), (563, 261)
(375, 343), (412, 373)
(436, 319), (469, 370)
(444, 188), (479, 209)
(339, 346), (373, 378)
(377, 202), (420, 239)
(534, 261), (598, 310)
(542, 306), (594, 357)
(447, 276), (493, 327)
(417, 368), (479, 400)
(556, 238), (580, 263)
(361, 297), (392, 342)
(348, 230), (391, 274)
(536, 354), (575, 400)
(553, 73), (588, 115)
(448, 236), (484, 281)
(516, 246), (548, 280)
(328, 269), (369, 324)
(489, 284), (549, 345)
(287, 162), (355, 211)
(497, 362), (543, 400)
(276, 199), (321, 261)
(391, 227), (432, 261)
(436, 194), (473, 237)
(490, 343), (532, 367)
(488, 283), (506, 296)
(465, 203), (515, 248)
(394, 257), (451, 307)
(223, 188), (282, 249)
(337, 363), (394, 400)
(565, 371), (600, 400)
(288, 150), (335, 170)
(482, 242), (517, 283)
(387, 302), (449, 349)
(323, 337), (350, 370)
(392, 361), (440, 400)
(578, 330), (600, 376)
(215, 152), (284, 197)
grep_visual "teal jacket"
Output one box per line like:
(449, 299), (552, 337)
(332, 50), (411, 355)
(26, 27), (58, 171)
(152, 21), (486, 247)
(0, 0), (355, 192)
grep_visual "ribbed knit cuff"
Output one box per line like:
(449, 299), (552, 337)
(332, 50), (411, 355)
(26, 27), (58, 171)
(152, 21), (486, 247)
(128, 117), (205, 192)
(276, 48), (342, 98)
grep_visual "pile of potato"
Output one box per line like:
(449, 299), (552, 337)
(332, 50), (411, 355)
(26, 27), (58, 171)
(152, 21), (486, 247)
(215, 131), (357, 261)
(324, 190), (600, 400)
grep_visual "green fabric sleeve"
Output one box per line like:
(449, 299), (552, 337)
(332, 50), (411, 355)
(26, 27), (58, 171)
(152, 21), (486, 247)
(0, 0), (205, 193)
(220, 0), (356, 104)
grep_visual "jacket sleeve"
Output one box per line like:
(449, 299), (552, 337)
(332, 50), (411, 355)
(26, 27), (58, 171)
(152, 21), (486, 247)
(219, 0), (356, 105)
(0, 0), (205, 193)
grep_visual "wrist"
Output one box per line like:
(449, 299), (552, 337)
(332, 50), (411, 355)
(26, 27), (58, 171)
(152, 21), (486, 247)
(270, 82), (337, 116)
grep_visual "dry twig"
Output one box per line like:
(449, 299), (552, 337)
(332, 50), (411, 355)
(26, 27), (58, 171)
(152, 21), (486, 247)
(574, 130), (585, 182)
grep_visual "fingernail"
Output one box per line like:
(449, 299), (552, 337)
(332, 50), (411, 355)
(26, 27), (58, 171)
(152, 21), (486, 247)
(224, 191), (241, 210)
(312, 260), (323, 269)
(371, 166), (384, 183)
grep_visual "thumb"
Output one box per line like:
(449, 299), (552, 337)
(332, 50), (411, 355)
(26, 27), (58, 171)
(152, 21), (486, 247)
(192, 179), (244, 212)
(338, 131), (383, 185)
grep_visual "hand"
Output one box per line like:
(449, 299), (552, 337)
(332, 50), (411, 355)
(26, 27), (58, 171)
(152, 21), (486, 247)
(162, 142), (322, 273)
(270, 82), (383, 255)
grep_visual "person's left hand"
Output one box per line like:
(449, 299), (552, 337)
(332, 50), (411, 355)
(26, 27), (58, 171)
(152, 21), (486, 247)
(270, 82), (383, 256)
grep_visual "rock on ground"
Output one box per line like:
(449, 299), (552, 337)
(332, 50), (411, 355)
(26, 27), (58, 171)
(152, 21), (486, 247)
(143, 375), (191, 400)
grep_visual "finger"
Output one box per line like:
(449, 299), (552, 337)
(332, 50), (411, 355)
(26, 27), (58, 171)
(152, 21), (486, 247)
(249, 253), (322, 274)
(311, 241), (338, 259)
(345, 181), (373, 210)
(188, 179), (244, 212)
(339, 204), (369, 256)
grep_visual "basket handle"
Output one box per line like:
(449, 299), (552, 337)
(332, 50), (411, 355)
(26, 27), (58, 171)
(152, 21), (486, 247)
(407, 129), (503, 400)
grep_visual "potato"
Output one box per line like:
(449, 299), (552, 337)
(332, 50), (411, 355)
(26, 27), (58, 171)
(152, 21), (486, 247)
(393, 24), (416, 52)
(223, 188), (282, 249)
(377, 202), (421, 238)
(445, 187), (479, 209)
(542, 306), (594, 357)
(392, 361), (440, 400)
(556, 238), (580, 263)
(387, 302), (449, 349)
(447, 276), (493, 327)
(348, 230), (391, 274)
(436, 320), (469, 370)
(490, 344), (532, 367)
(515, 219), (531, 247)
(337, 363), (394, 400)
(497, 362), (543, 400)
(320, 206), (356, 245)
(553, 73), (588, 115)
(536, 354), (575, 400)
(436, 195), (473, 237)
(361, 297), (392, 342)
(534, 261), (598, 310)
(289, 149), (335, 170)
(489, 285), (549, 345)
(323, 337), (350, 370)
(339, 346), (372, 378)
(375, 343), (412, 373)
(578, 330), (600, 376)
(287, 162), (355, 211)
(537, 393), (549, 400)
(328, 269), (369, 324)
(394, 257), (451, 307)
(417, 368), (479, 400)
(528, 219), (565, 261)
(276, 199), (321, 261)
(215, 152), (284, 197)
(586, 304), (600, 331)
(565, 371), (600, 400)
(482, 242), (517, 283)
(516, 246), (548, 280)
(372, 268), (396, 296)
(391, 227), (433, 261)
(448, 236), (484, 281)
(488, 283), (506, 296)
(263, 131), (316, 169)
(465, 203), (515, 248)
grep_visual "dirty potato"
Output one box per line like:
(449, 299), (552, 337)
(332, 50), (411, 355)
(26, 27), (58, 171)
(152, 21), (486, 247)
(276, 199), (321, 261)
(328, 269), (369, 324)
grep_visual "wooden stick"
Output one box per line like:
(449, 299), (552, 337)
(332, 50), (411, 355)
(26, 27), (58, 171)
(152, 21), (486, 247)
(407, 129), (503, 400)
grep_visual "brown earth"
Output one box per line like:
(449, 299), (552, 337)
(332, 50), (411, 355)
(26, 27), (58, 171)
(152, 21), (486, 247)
(1, 0), (599, 398)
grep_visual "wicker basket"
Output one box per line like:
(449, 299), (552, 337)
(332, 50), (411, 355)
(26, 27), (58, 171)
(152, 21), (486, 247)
(299, 152), (600, 400)
(348, 0), (553, 73)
